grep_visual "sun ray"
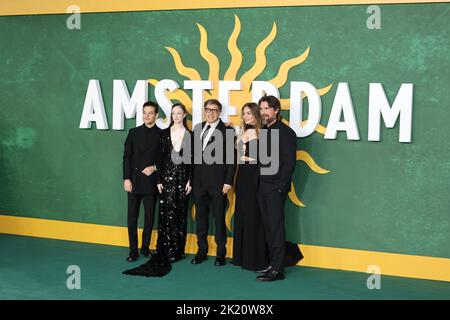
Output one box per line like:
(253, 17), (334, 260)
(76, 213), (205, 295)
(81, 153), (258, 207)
(299, 83), (334, 99)
(281, 118), (290, 126)
(240, 22), (277, 91)
(269, 47), (310, 88)
(196, 23), (220, 82)
(165, 47), (201, 80)
(280, 99), (289, 110)
(297, 150), (330, 174)
(167, 91), (193, 113)
(224, 15), (242, 81)
(300, 121), (327, 134)
(280, 83), (333, 110)
(280, 83), (333, 134)
(225, 191), (236, 232)
(288, 182), (306, 207)
(191, 204), (196, 221)
(317, 83), (333, 96)
(280, 117), (327, 135)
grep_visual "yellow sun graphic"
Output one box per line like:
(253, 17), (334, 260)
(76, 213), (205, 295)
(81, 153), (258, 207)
(148, 15), (331, 231)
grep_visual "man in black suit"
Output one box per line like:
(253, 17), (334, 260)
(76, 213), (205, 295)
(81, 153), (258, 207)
(191, 99), (236, 266)
(122, 101), (161, 262)
(256, 95), (297, 281)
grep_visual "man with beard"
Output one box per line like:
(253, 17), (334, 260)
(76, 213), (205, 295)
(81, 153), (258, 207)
(256, 95), (297, 281)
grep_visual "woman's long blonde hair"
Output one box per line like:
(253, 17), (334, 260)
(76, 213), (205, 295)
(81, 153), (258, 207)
(237, 102), (262, 145)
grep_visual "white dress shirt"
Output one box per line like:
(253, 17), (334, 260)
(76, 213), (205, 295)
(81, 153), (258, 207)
(201, 118), (220, 150)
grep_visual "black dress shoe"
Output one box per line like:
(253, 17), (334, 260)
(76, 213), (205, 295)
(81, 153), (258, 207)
(191, 253), (208, 264)
(255, 265), (272, 274)
(214, 256), (226, 266)
(140, 251), (152, 258)
(126, 255), (139, 262)
(256, 268), (285, 281)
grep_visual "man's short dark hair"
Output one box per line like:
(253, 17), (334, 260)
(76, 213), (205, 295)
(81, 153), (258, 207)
(143, 101), (159, 113)
(258, 95), (280, 110)
(258, 95), (282, 120)
(204, 99), (222, 111)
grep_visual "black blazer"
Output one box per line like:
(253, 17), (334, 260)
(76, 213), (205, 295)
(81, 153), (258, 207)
(123, 124), (161, 195)
(259, 120), (297, 193)
(192, 120), (236, 188)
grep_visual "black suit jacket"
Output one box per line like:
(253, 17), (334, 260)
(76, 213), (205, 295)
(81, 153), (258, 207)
(123, 124), (161, 195)
(192, 120), (236, 188)
(259, 120), (297, 193)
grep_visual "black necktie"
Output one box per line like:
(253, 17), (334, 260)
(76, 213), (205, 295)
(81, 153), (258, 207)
(202, 124), (211, 148)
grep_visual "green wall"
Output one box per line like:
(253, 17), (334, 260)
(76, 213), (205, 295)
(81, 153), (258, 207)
(1, 3), (449, 258)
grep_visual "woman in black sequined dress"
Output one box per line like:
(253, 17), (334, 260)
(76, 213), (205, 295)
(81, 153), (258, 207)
(123, 103), (192, 277)
(155, 104), (192, 263)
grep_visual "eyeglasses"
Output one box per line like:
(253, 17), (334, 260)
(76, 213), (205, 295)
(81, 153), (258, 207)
(205, 108), (220, 114)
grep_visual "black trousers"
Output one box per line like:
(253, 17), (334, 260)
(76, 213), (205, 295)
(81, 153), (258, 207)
(127, 193), (156, 255)
(193, 186), (227, 257)
(257, 184), (288, 273)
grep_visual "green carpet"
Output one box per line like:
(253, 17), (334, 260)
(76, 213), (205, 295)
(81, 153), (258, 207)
(0, 234), (449, 300)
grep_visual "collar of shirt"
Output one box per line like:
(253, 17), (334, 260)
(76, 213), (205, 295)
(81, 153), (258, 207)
(266, 119), (280, 130)
(201, 119), (221, 149)
(143, 123), (156, 130)
(201, 118), (220, 136)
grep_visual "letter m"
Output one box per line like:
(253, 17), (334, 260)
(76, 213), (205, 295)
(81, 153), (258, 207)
(113, 80), (148, 130)
(368, 83), (413, 143)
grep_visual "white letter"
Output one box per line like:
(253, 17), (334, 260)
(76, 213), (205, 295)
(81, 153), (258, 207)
(184, 80), (213, 128)
(112, 80), (148, 130)
(325, 83), (360, 140)
(290, 81), (321, 138)
(368, 83), (413, 143)
(251, 81), (280, 102)
(218, 81), (241, 122)
(154, 79), (179, 129)
(79, 80), (108, 129)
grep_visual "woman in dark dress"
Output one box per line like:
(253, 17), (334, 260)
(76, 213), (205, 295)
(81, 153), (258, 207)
(123, 103), (192, 277)
(155, 103), (192, 263)
(231, 102), (269, 271)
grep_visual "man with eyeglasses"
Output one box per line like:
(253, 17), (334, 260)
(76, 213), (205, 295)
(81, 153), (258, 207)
(191, 99), (236, 267)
